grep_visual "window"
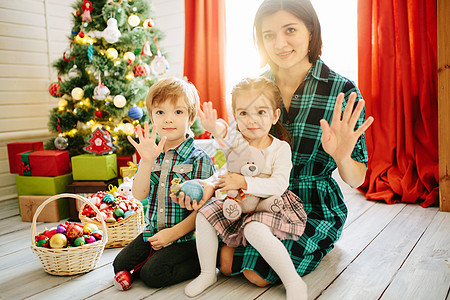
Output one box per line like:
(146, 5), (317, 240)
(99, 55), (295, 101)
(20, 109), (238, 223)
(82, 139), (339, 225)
(225, 0), (358, 106)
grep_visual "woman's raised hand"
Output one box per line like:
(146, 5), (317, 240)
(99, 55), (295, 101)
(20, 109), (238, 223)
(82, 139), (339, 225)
(127, 121), (166, 162)
(320, 92), (374, 164)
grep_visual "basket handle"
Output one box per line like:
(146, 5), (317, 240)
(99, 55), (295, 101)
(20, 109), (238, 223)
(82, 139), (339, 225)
(30, 193), (108, 245)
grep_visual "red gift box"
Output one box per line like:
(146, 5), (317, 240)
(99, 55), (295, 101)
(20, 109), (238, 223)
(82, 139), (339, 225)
(7, 142), (44, 173)
(117, 156), (133, 169)
(16, 150), (71, 177)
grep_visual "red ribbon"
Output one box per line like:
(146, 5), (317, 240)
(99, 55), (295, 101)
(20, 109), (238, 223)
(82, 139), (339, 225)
(226, 189), (246, 203)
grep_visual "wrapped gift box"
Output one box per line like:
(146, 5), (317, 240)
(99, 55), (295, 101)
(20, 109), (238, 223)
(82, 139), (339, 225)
(7, 141), (44, 173)
(15, 173), (73, 196)
(71, 154), (117, 181)
(117, 156), (133, 169)
(120, 162), (137, 178)
(66, 178), (119, 221)
(16, 150), (71, 177)
(19, 195), (70, 222)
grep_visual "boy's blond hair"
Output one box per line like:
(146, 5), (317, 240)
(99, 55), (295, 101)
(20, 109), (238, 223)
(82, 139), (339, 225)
(146, 77), (200, 121)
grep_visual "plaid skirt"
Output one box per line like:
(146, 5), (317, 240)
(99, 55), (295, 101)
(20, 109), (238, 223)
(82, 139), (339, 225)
(198, 190), (307, 248)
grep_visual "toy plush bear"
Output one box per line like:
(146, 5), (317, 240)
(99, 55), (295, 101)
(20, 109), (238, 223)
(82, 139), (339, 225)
(222, 143), (284, 221)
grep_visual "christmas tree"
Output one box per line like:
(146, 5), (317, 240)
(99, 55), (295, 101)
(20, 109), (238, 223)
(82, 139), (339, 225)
(46, 0), (203, 157)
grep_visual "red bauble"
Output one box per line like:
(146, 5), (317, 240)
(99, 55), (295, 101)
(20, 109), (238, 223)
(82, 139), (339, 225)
(66, 223), (84, 239)
(114, 270), (133, 290)
(49, 82), (62, 97)
(133, 63), (150, 77)
(95, 110), (103, 118)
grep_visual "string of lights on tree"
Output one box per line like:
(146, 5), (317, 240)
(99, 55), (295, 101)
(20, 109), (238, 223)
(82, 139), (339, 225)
(47, 0), (203, 157)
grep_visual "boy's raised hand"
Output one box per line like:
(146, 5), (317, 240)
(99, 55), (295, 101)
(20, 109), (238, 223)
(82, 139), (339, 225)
(127, 121), (167, 162)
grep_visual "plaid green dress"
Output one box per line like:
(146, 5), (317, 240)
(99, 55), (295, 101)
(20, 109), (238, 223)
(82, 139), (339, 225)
(231, 59), (368, 282)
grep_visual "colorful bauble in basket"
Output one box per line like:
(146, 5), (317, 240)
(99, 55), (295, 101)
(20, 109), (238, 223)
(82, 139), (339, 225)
(30, 193), (108, 276)
(79, 191), (145, 248)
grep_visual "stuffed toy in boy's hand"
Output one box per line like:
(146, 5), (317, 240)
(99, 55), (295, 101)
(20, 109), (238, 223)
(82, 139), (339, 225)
(222, 143), (283, 221)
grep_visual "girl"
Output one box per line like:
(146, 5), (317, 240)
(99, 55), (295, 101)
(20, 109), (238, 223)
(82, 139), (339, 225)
(184, 77), (308, 299)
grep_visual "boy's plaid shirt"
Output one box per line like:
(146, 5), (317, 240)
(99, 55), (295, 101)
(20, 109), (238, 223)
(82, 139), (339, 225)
(142, 137), (215, 243)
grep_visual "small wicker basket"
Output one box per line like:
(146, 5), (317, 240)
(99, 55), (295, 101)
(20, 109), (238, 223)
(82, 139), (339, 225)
(79, 198), (144, 248)
(30, 193), (108, 276)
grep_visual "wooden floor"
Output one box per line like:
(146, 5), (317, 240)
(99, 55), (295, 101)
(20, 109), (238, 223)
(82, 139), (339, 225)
(1, 175), (449, 300)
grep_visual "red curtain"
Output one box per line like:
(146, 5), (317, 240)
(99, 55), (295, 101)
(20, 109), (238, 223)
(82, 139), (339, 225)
(357, 0), (439, 207)
(184, 0), (228, 121)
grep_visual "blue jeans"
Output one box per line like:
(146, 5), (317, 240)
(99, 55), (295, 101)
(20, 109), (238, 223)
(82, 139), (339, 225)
(113, 233), (200, 288)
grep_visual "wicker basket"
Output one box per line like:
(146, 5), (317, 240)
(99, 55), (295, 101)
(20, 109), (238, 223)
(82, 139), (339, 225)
(30, 193), (108, 276)
(79, 197), (144, 248)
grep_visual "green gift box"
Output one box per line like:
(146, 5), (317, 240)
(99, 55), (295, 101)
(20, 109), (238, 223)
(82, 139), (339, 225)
(15, 173), (73, 196)
(71, 154), (117, 181)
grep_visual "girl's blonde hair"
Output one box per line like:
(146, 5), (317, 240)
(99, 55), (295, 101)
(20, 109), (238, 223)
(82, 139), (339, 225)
(231, 77), (292, 145)
(146, 77), (200, 121)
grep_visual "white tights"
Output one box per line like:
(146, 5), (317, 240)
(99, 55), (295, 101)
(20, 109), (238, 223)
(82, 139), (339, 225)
(185, 214), (307, 300)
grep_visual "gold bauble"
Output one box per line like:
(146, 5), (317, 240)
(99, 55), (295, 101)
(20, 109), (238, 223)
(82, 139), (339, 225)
(106, 48), (118, 59)
(71, 87), (84, 100)
(83, 223), (99, 235)
(49, 233), (68, 249)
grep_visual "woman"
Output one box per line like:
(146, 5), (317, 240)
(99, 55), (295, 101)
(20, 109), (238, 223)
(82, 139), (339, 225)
(175, 0), (374, 292)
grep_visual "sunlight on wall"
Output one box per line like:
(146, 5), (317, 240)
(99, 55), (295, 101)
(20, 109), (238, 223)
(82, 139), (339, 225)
(225, 0), (358, 106)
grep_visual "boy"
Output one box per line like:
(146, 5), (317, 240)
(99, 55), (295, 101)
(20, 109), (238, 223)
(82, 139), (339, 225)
(113, 77), (215, 289)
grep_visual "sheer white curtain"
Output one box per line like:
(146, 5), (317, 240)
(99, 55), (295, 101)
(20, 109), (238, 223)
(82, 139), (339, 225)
(225, 0), (358, 107)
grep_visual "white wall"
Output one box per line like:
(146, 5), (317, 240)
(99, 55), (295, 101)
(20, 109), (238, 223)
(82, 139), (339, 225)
(0, 0), (185, 201)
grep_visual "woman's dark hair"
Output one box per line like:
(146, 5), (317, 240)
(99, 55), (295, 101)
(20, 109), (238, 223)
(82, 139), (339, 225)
(253, 0), (322, 68)
(231, 77), (292, 145)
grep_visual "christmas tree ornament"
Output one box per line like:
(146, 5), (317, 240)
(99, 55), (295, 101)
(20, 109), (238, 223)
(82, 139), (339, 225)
(49, 82), (62, 97)
(170, 179), (204, 204)
(93, 85), (110, 100)
(68, 65), (82, 79)
(54, 133), (69, 150)
(113, 95), (127, 108)
(63, 45), (76, 62)
(80, 0), (93, 22)
(114, 270), (133, 290)
(71, 87), (84, 100)
(87, 42), (94, 62)
(123, 52), (136, 63)
(74, 237), (86, 247)
(75, 31), (89, 44)
(128, 15), (140, 27)
(114, 248), (155, 290)
(106, 48), (119, 59)
(141, 42), (152, 57)
(103, 18), (121, 43)
(95, 110), (103, 118)
(83, 223), (99, 235)
(58, 99), (68, 110)
(143, 19), (154, 28)
(122, 123), (135, 135)
(66, 223), (84, 239)
(49, 233), (68, 249)
(125, 71), (135, 81)
(133, 63), (150, 77)
(128, 106), (143, 120)
(150, 50), (169, 76)
(85, 235), (97, 243)
(84, 127), (117, 155)
(56, 225), (66, 234)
